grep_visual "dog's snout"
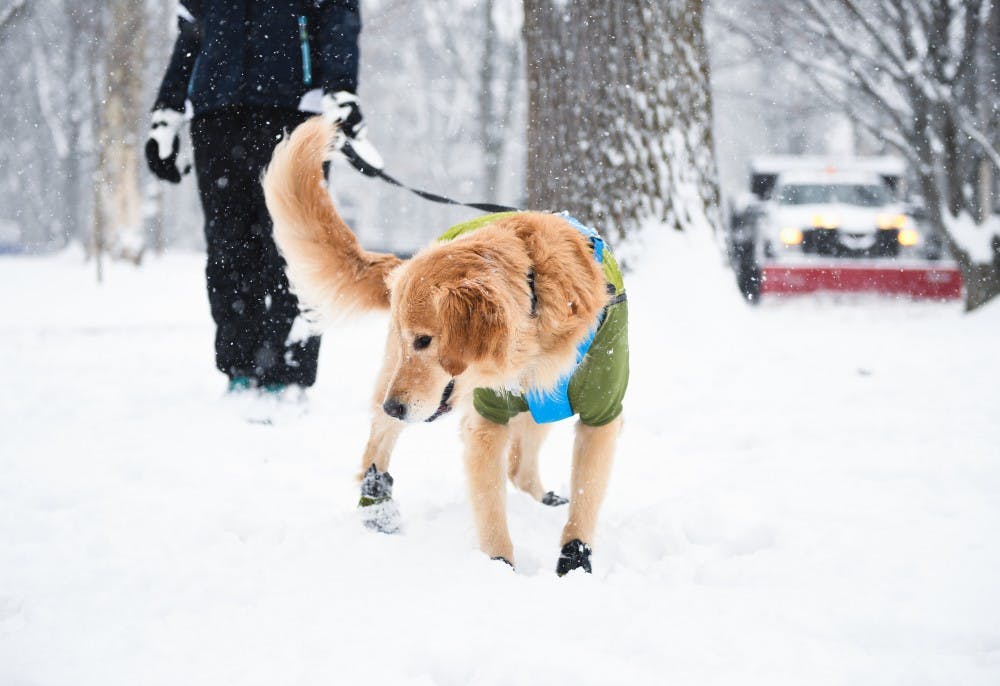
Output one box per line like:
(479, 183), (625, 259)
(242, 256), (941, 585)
(383, 398), (407, 420)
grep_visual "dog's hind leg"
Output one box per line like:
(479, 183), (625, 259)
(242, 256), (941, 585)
(462, 412), (515, 567)
(557, 416), (622, 575)
(507, 415), (567, 506)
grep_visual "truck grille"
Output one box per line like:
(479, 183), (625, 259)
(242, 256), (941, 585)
(801, 228), (900, 258)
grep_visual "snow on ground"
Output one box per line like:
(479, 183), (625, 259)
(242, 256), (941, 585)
(2, 237), (999, 686)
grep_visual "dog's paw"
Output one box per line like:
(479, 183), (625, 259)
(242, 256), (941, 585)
(358, 464), (401, 534)
(358, 497), (401, 534)
(541, 491), (569, 507)
(556, 539), (592, 576)
(491, 556), (515, 570)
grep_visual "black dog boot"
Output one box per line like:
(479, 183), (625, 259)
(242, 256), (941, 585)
(491, 556), (515, 570)
(358, 464), (401, 534)
(556, 539), (592, 576)
(541, 491), (569, 507)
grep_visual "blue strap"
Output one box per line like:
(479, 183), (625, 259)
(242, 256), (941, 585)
(558, 212), (605, 265)
(524, 213), (605, 424)
(298, 16), (313, 86)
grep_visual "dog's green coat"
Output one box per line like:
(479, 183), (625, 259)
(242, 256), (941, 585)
(437, 213), (629, 427)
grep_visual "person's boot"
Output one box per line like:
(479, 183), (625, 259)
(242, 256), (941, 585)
(227, 376), (254, 393)
(246, 383), (307, 424)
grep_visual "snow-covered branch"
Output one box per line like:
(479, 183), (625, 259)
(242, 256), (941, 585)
(960, 118), (1000, 171)
(0, 0), (26, 27)
(31, 40), (69, 159)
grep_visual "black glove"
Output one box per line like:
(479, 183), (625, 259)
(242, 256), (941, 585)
(322, 91), (384, 177)
(145, 109), (190, 183)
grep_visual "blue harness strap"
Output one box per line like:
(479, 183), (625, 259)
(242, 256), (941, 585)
(524, 213), (606, 424)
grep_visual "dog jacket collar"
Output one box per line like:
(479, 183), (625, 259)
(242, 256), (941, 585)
(523, 212), (607, 424)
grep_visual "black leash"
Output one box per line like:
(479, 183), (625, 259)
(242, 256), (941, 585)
(342, 144), (629, 309)
(341, 140), (520, 213)
(374, 168), (521, 214)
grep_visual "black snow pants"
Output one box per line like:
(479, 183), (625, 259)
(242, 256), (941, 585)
(191, 107), (320, 387)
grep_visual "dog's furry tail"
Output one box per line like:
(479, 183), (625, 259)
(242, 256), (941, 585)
(263, 116), (401, 320)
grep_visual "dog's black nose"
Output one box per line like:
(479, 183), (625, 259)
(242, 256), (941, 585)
(383, 398), (407, 420)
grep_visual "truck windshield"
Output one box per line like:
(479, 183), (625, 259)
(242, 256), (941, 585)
(777, 184), (891, 207)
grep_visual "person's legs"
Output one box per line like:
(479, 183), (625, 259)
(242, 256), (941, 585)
(243, 108), (321, 388)
(191, 109), (267, 383)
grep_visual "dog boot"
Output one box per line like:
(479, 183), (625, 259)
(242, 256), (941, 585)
(492, 556), (515, 570)
(556, 539), (592, 576)
(541, 491), (569, 507)
(358, 464), (401, 534)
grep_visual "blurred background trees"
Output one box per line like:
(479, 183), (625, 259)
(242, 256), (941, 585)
(0, 0), (996, 300)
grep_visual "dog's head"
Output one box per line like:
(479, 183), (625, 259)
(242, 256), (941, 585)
(380, 242), (528, 423)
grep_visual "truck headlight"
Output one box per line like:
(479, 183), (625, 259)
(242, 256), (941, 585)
(877, 213), (908, 230)
(897, 228), (920, 246)
(811, 213), (839, 229)
(780, 227), (804, 246)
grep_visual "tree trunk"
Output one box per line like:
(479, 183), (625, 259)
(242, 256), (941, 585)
(478, 3), (521, 201)
(523, 0), (721, 239)
(919, 166), (1000, 311)
(94, 0), (146, 265)
(479, 0), (499, 197)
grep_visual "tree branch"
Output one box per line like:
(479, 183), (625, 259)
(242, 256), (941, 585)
(960, 117), (1000, 171)
(765, 5), (916, 135)
(952, 0), (983, 87)
(836, 0), (910, 78)
(0, 0), (26, 28)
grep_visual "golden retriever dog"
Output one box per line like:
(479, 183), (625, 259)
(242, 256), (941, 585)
(262, 117), (628, 575)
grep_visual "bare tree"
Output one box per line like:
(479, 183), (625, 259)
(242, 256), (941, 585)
(723, 0), (1000, 310)
(339, 0), (526, 251)
(421, 0), (523, 199)
(522, 0), (721, 239)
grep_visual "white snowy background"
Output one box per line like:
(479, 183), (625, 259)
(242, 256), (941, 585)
(3, 230), (998, 685)
(2, 0), (999, 683)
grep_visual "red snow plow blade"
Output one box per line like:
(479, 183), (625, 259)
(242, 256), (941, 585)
(761, 264), (963, 299)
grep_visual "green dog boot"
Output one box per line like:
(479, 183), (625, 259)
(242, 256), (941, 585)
(358, 464), (401, 534)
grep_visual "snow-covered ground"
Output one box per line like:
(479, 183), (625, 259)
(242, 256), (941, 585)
(2, 235), (999, 686)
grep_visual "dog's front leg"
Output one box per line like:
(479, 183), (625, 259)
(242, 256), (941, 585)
(358, 326), (404, 479)
(359, 409), (404, 478)
(462, 412), (515, 566)
(357, 327), (405, 533)
(558, 416), (622, 575)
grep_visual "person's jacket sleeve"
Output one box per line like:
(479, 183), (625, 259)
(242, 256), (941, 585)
(308, 0), (361, 94)
(152, 1), (202, 112)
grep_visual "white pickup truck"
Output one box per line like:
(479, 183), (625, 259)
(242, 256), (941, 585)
(728, 156), (960, 301)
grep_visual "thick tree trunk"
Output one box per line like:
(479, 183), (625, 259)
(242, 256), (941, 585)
(919, 169), (1000, 311)
(523, 0), (720, 239)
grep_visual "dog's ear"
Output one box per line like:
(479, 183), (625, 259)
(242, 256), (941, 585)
(384, 263), (404, 295)
(437, 283), (508, 377)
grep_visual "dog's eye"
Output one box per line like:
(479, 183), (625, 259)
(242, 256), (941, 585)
(413, 335), (432, 350)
